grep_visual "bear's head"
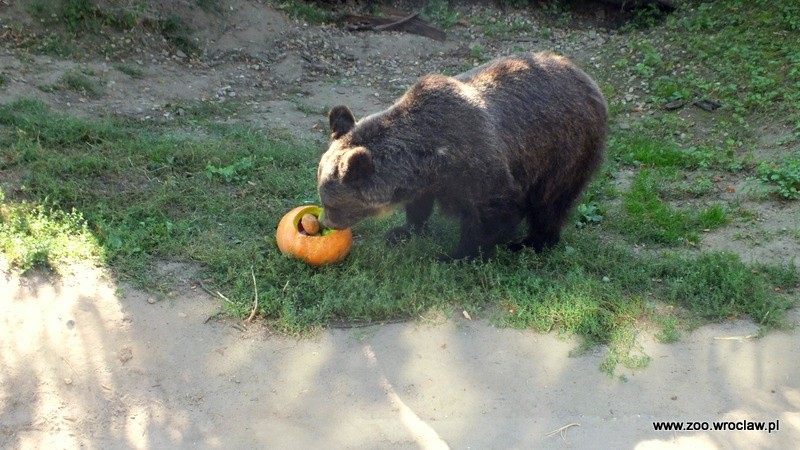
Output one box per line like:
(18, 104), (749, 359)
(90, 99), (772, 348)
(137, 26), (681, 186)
(316, 106), (393, 230)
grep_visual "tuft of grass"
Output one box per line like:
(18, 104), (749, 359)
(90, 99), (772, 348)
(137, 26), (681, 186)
(59, 69), (105, 98)
(656, 252), (795, 327)
(159, 15), (199, 56)
(614, 169), (728, 245)
(271, 0), (330, 24)
(116, 64), (144, 79)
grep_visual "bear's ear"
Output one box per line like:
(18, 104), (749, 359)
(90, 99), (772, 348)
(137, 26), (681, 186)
(339, 147), (373, 185)
(329, 105), (356, 139)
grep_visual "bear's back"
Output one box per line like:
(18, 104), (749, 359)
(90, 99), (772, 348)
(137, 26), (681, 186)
(457, 52), (606, 180)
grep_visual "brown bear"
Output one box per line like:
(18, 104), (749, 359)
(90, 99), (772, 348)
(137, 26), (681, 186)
(317, 51), (608, 260)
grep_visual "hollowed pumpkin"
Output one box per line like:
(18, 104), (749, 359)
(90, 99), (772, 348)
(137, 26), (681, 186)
(275, 205), (352, 266)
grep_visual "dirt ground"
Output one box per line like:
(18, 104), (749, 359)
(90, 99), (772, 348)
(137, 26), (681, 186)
(1, 1), (799, 448)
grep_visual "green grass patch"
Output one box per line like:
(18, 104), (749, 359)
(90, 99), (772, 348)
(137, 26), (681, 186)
(0, 194), (103, 273)
(0, 98), (796, 375)
(616, 0), (800, 114)
(614, 169), (728, 245)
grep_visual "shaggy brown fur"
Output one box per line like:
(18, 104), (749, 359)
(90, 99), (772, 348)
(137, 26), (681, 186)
(317, 51), (608, 260)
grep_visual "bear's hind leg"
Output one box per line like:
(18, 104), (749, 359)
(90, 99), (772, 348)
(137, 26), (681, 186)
(513, 187), (582, 253)
(447, 201), (522, 261)
(386, 193), (435, 244)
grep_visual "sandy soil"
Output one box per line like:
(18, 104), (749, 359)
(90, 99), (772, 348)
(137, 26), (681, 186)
(2, 265), (799, 449)
(1, 1), (799, 448)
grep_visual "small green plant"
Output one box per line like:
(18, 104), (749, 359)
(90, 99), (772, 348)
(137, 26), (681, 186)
(654, 315), (681, 343)
(61, 0), (98, 32)
(422, 0), (459, 28)
(575, 202), (603, 228)
(204, 157), (254, 183)
(469, 44), (485, 61)
(758, 158), (800, 199)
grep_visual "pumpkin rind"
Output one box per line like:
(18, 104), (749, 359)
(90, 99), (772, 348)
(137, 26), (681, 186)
(276, 205), (352, 266)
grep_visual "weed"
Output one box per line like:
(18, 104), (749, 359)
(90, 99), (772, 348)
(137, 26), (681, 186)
(422, 0), (460, 28)
(758, 157), (800, 199)
(574, 202), (603, 228)
(160, 16), (199, 56)
(469, 44), (486, 62)
(61, 0), (98, 32)
(653, 315), (681, 343)
(204, 157), (254, 183)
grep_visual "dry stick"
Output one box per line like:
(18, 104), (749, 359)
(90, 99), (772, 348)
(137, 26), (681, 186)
(714, 335), (757, 341)
(545, 422), (581, 441)
(198, 280), (235, 306)
(373, 12), (420, 31)
(245, 267), (258, 323)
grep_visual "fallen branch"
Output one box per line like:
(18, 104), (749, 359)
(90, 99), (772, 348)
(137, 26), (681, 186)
(337, 8), (446, 41)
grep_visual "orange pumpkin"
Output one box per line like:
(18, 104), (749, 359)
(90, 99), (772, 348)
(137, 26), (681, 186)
(275, 205), (352, 266)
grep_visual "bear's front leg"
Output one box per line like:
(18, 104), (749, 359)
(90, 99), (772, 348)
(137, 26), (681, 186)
(385, 194), (435, 245)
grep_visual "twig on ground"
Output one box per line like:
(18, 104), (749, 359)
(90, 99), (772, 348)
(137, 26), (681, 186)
(713, 335), (757, 341)
(197, 280), (235, 306)
(246, 267), (258, 323)
(545, 422), (580, 441)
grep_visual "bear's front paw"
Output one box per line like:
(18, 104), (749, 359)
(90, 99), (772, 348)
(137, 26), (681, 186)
(385, 226), (412, 245)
